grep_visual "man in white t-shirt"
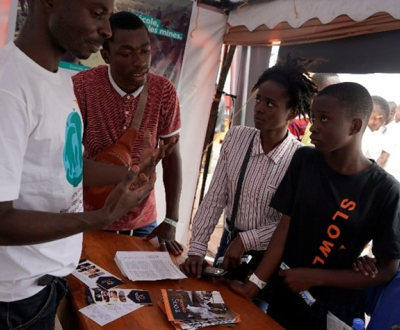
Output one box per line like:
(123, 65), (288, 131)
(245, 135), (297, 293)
(361, 95), (390, 160)
(0, 1), (168, 328)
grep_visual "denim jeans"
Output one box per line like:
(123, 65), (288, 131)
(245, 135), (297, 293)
(105, 220), (158, 238)
(0, 276), (68, 330)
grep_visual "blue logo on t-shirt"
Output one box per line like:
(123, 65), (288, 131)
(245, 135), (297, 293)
(63, 111), (83, 187)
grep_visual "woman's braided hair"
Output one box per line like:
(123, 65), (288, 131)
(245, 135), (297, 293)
(252, 56), (318, 119)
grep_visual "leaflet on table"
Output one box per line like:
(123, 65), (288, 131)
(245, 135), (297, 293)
(327, 311), (352, 330)
(115, 251), (187, 281)
(159, 289), (240, 330)
(89, 287), (153, 306)
(72, 259), (124, 290)
(79, 303), (142, 327)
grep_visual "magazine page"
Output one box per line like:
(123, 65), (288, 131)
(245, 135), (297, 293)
(161, 290), (241, 326)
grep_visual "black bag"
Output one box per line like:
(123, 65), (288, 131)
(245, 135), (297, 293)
(221, 133), (265, 281)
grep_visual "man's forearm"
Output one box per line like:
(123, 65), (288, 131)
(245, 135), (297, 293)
(83, 158), (128, 187)
(311, 259), (399, 289)
(0, 201), (106, 245)
(162, 143), (182, 221)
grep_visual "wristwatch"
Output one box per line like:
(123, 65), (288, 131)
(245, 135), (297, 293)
(163, 217), (178, 228)
(249, 273), (266, 290)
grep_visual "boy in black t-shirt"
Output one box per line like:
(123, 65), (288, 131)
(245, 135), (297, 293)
(229, 82), (400, 329)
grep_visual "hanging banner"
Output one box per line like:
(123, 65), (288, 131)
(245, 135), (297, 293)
(12, 0), (192, 86)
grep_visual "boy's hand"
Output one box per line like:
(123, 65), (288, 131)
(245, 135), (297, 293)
(222, 236), (245, 270)
(352, 255), (378, 278)
(227, 279), (260, 300)
(279, 268), (316, 293)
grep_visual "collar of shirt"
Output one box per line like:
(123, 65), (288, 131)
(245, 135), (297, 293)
(252, 130), (297, 164)
(108, 66), (144, 98)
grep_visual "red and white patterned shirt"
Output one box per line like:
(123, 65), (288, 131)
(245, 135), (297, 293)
(73, 65), (181, 230)
(189, 126), (302, 257)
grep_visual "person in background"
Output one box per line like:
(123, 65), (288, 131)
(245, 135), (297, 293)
(0, 0), (164, 328)
(380, 101), (397, 134)
(180, 57), (317, 278)
(362, 95), (390, 160)
(301, 73), (340, 145)
(229, 82), (400, 329)
(73, 11), (183, 255)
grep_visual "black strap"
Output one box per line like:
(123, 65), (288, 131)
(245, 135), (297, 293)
(228, 133), (257, 232)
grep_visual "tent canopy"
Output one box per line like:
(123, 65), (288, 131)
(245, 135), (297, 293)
(224, 0), (400, 46)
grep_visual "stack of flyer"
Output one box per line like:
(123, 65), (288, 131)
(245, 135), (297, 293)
(159, 290), (241, 330)
(115, 251), (187, 281)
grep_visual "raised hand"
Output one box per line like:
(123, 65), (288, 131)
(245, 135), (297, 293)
(100, 166), (156, 227)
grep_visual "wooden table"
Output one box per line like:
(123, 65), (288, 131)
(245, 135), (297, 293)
(66, 231), (283, 330)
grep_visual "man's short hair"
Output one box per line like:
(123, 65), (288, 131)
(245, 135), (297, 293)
(387, 101), (397, 114)
(312, 73), (339, 90)
(103, 11), (148, 50)
(318, 82), (373, 124)
(371, 95), (390, 121)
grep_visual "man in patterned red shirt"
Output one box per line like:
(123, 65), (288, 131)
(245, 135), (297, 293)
(73, 11), (183, 255)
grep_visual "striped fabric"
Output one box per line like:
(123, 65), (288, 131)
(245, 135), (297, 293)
(73, 66), (181, 230)
(189, 126), (302, 257)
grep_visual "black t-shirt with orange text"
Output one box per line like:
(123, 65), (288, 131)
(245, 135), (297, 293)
(271, 146), (400, 271)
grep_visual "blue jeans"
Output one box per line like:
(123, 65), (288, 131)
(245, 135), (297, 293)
(0, 276), (68, 330)
(133, 220), (157, 237)
(105, 220), (158, 238)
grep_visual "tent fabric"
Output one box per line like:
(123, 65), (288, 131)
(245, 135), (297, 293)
(155, 3), (227, 244)
(227, 0), (400, 30)
(224, 12), (400, 46)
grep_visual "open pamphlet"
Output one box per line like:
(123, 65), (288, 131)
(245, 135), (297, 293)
(160, 290), (241, 330)
(115, 251), (187, 281)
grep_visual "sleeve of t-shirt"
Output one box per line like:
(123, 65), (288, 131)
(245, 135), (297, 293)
(381, 128), (400, 155)
(372, 181), (400, 259)
(158, 79), (181, 138)
(0, 90), (29, 201)
(269, 147), (305, 216)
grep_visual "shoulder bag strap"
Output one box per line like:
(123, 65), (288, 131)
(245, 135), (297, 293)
(228, 132), (257, 232)
(130, 82), (148, 130)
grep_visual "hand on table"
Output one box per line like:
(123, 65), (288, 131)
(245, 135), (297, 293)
(144, 221), (183, 255)
(179, 256), (208, 279)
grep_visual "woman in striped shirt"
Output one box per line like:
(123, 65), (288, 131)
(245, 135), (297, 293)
(180, 57), (317, 278)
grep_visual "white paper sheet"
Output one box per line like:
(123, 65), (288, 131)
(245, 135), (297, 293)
(79, 303), (142, 326)
(327, 311), (352, 330)
(115, 251), (187, 281)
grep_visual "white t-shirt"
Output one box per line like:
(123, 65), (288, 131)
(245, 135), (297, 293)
(0, 42), (83, 301)
(362, 126), (382, 160)
(381, 122), (400, 182)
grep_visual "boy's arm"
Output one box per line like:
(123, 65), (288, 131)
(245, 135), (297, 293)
(228, 214), (291, 298)
(279, 258), (399, 292)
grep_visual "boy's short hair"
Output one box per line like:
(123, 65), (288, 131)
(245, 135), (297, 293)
(371, 95), (390, 121)
(103, 11), (148, 51)
(318, 82), (373, 124)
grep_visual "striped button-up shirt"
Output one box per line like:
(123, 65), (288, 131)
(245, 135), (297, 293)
(189, 125), (302, 257)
